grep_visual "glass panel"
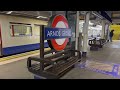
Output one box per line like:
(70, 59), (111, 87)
(10, 23), (32, 36)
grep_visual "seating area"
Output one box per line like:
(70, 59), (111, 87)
(27, 25), (81, 79)
(88, 38), (106, 51)
(27, 46), (81, 79)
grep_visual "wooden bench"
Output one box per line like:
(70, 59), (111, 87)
(27, 48), (81, 79)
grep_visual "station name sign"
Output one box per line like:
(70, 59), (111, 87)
(44, 27), (72, 40)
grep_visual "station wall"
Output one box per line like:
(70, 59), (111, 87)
(110, 25), (120, 40)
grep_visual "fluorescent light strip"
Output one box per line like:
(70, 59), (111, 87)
(92, 11), (103, 19)
(36, 16), (47, 19)
(6, 11), (13, 14)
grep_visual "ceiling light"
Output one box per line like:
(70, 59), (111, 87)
(6, 11), (13, 14)
(92, 11), (103, 19)
(36, 16), (47, 19)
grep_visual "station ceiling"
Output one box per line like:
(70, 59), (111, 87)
(0, 11), (100, 21)
(111, 11), (120, 24)
(0, 11), (52, 21)
(0, 11), (119, 24)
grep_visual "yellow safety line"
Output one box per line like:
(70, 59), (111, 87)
(0, 48), (51, 62)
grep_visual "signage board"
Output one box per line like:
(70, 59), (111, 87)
(44, 27), (71, 40)
(46, 14), (70, 51)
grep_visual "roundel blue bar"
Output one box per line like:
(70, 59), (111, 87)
(44, 27), (72, 40)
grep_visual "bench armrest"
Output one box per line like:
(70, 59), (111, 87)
(27, 57), (54, 68)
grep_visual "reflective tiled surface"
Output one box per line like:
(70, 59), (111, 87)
(76, 60), (120, 78)
(87, 40), (120, 64)
(62, 40), (120, 79)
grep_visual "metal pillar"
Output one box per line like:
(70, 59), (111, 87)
(107, 24), (110, 42)
(75, 11), (79, 56)
(82, 12), (90, 57)
(40, 25), (44, 71)
(78, 33), (82, 51)
(101, 20), (105, 39)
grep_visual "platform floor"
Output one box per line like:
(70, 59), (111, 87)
(0, 59), (34, 79)
(0, 40), (120, 79)
(62, 40), (120, 79)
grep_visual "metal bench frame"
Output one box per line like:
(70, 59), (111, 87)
(27, 25), (81, 79)
(88, 38), (106, 49)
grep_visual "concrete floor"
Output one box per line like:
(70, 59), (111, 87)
(0, 40), (120, 79)
(87, 40), (120, 64)
(0, 59), (34, 79)
(61, 67), (117, 79)
(62, 40), (120, 79)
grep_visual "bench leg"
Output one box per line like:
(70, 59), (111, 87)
(82, 52), (87, 57)
(90, 46), (98, 51)
(99, 45), (103, 48)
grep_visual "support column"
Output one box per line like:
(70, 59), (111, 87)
(101, 20), (105, 39)
(75, 11), (79, 56)
(82, 12), (90, 57)
(78, 33), (82, 51)
(107, 24), (110, 42)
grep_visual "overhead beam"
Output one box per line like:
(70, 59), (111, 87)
(97, 11), (112, 23)
(112, 11), (120, 14)
(112, 17), (120, 19)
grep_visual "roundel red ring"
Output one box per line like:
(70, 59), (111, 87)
(51, 15), (69, 51)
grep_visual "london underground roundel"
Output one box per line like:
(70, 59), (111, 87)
(47, 15), (69, 51)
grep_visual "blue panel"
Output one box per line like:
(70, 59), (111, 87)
(2, 42), (49, 56)
(44, 27), (72, 40)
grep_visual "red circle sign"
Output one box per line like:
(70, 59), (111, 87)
(48, 15), (69, 51)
